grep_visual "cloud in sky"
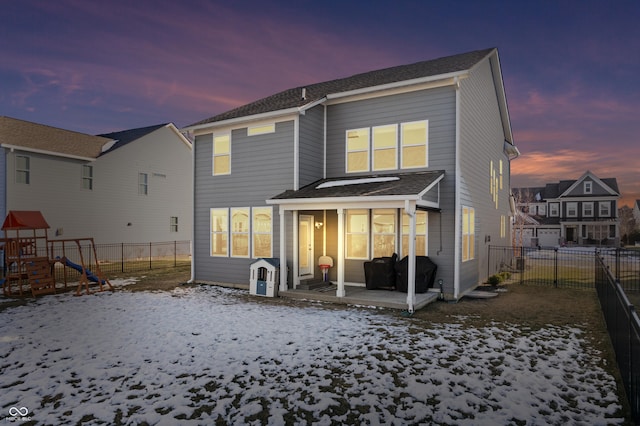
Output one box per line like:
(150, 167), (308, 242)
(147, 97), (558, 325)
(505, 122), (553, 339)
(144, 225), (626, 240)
(1, 0), (638, 206)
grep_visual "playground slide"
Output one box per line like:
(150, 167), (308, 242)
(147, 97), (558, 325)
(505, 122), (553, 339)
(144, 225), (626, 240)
(63, 258), (105, 284)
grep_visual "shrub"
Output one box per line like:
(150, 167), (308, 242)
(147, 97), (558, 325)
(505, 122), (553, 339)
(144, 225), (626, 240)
(487, 274), (503, 285)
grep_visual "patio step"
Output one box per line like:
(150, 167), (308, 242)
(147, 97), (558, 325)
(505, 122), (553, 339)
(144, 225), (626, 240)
(298, 278), (327, 290)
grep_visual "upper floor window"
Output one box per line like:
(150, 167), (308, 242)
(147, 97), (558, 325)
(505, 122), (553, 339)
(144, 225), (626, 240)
(401, 120), (428, 168)
(346, 128), (370, 173)
(82, 165), (93, 190)
(213, 134), (231, 175)
(566, 202), (577, 217)
(549, 203), (559, 217)
(462, 206), (475, 262)
(583, 202), (594, 217)
(372, 125), (397, 171)
(247, 124), (275, 136)
(599, 202), (611, 217)
(346, 209), (369, 259)
(16, 155), (30, 184)
(584, 181), (592, 194)
(170, 217), (179, 232)
(138, 173), (148, 195)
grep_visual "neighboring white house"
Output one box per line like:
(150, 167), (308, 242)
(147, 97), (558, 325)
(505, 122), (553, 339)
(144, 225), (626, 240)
(183, 47), (519, 309)
(0, 116), (192, 244)
(513, 171), (620, 247)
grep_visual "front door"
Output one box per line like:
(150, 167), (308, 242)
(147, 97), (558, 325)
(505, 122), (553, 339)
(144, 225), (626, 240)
(299, 215), (314, 276)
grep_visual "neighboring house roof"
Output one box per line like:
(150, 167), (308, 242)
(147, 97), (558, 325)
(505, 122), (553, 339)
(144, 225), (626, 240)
(187, 48), (496, 128)
(513, 171), (620, 200)
(0, 116), (112, 161)
(270, 171), (445, 203)
(98, 123), (167, 154)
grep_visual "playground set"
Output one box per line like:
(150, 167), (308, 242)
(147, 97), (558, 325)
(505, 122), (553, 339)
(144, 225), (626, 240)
(1, 210), (113, 297)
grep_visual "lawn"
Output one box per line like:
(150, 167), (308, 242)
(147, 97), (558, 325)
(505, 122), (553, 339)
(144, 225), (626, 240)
(0, 274), (630, 425)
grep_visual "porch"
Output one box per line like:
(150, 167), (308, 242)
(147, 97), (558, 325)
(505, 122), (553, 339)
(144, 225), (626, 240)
(279, 284), (440, 311)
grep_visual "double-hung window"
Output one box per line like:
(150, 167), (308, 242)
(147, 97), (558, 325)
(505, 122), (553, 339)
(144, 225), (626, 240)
(346, 129), (370, 173)
(584, 181), (592, 194)
(252, 207), (272, 258)
(213, 134), (231, 175)
(566, 202), (578, 217)
(372, 209), (396, 258)
(231, 208), (250, 257)
(599, 202), (611, 217)
(401, 121), (428, 168)
(138, 173), (148, 195)
(372, 125), (397, 171)
(402, 211), (427, 256)
(346, 210), (369, 259)
(462, 206), (475, 261)
(170, 216), (178, 232)
(82, 165), (93, 190)
(583, 202), (594, 217)
(549, 203), (559, 217)
(210, 209), (229, 256)
(16, 155), (30, 184)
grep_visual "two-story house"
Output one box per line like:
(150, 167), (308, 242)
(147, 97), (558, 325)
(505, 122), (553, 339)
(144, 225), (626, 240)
(184, 48), (519, 310)
(513, 171), (620, 247)
(0, 116), (193, 245)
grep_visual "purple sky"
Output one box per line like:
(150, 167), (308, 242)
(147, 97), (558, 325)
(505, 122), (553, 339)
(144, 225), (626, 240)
(2, 1), (639, 207)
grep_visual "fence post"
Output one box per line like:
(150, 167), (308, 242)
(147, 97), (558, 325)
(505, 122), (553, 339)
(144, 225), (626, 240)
(121, 243), (124, 273)
(519, 246), (524, 285)
(554, 247), (558, 288)
(174, 241), (177, 267)
(149, 242), (152, 270)
(616, 247), (621, 282)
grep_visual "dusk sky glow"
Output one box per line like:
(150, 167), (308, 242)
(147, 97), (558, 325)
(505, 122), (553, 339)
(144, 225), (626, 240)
(2, 1), (638, 206)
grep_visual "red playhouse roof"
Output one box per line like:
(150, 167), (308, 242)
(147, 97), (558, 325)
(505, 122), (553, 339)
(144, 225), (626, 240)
(2, 211), (50, 230)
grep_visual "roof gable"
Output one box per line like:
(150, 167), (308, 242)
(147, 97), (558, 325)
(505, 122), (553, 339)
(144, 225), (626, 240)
(0, 116), (111, 160)
(2, 210), (49, 230)
(187, 48), (495, 128)
(98, 123), (168, 155)
(558, 171), (619, 197)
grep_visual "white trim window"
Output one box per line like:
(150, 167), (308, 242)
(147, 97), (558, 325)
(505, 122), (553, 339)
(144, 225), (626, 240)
(401, 120), (428, 168)
(346, 128), (370, 173)
(82, 165), (93, 190)
(247, 123), (275, 136)
(138, 173), (148, 195)
(462, 206), (475, 262)
(584, 181), (592, 194)
(402, 211), (427, 256)
(583, 202), (594, 217)
(213, 134), (231, 175)
(566, 202), (578, 217)
(372, 209), (396, 258)
(599, 202), (611, 217)
(16, 155), (30, 184)
(372, 125), (397, 171)
(210, 208), (229, 256)
(252, 207), (273, 258)
(170, 216), (178, 233)
(549, 203), (559, 217)
(346, 209), (369, 259)
(231, 208), (250, 258)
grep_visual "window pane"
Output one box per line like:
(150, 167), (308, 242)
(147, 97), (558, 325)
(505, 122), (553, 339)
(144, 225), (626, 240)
(248, 124), (275, 136)
(373, 209), (395, 258)
(253, 234), (271, 258)
(373, 148), (395, 170)
(211, 209), (228, 256)
(373, 125), (396, 149)
(347, 152), (368, 172)
(214, 135), (230, 154)
(252, 207), (272, 258)
(211, 210), (228, 232)
(214, 156), (230, 175)
(17, 156), (29, 169)
(347, 211), (368, 233)
(211, 234), (228, 256)
(232, 235), (249, 256)
(346, 234), (368, 258)
(402, 145), (426, 168)
(402, 122), (427, 146)
(346, 129), (369, 150)
(346, 210), (368, 259)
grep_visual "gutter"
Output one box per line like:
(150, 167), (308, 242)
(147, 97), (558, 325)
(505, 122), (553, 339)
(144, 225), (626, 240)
(2, 144), (97, 162)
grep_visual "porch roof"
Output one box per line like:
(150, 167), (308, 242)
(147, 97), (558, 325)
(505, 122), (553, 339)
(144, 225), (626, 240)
(269, 171), (445, 205)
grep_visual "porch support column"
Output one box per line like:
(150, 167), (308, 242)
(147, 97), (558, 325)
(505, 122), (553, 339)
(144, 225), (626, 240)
(278, 206), (287, 292)
(336, 207), (345, 297)
(405, 200), (416, 313)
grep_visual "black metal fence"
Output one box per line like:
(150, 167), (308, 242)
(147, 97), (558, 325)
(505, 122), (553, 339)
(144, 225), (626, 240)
(3, 240), (191, 284)
(595, 253), (640, 424)
(488, 246), (640, 291)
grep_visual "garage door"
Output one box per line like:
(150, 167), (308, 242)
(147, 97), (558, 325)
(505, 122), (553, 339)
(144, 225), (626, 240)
(538, 229), (560, 247)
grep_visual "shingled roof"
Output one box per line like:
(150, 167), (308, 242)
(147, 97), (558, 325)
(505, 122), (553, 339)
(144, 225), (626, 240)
(270, 171), (445, 202)
(98, 123), (167, 155)
(0, 116), (112, 160)
(189, 48), (495, 127)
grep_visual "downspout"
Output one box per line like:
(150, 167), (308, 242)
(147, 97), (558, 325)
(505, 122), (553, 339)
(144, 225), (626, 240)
(404, 200), (416, 313)
(188, 136), (196, 284)
(453, 76), (461, 300)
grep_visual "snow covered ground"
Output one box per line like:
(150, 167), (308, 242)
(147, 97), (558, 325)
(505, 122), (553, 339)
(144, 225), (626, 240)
(0, 281), (625, 425)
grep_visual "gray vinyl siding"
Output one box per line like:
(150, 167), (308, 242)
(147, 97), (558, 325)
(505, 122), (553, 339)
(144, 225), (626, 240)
(325, 86), (458, 292)
(193, 121), (295, 284)
(458, 57), (512, 293)
(299, 105), (325, 187)
(5, 126), (192, 245)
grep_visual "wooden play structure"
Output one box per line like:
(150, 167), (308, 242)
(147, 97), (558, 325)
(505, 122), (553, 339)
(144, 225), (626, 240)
(1, 211), (113, 297)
